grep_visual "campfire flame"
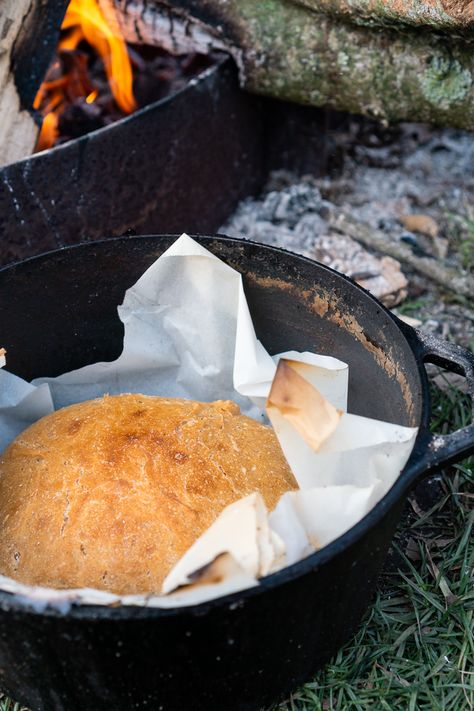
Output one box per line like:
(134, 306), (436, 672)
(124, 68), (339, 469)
(34, 0), (136, 151)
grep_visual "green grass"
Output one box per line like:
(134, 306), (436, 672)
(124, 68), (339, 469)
(444, 211), (474, 273)
(0, 697), (26, 711)
(1, 377), (472, 711)
(277, 375), (474, 711)
(396, 298), (430, 316)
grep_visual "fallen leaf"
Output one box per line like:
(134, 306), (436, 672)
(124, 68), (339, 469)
(425, 545), (457, 605)
(405, 537), (421, 561)
(400, 214), (439, 238)
(375, 663), (410, 687)
(433, 537), (456, 547)
(433, 371), (468, 395)
(408, 496), (425, 517)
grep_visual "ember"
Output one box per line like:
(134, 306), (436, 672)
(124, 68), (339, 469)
(33, 0), (215, 151)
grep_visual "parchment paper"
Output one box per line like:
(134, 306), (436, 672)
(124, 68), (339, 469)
(0, 234), (418, 608)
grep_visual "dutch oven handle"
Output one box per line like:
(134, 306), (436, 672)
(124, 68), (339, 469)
(408, 328), (474, 480)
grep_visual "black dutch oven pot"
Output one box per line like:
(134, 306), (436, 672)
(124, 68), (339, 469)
(0, 235), (473, 711)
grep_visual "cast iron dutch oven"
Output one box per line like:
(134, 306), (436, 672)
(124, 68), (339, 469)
(0, 235), (473, 711)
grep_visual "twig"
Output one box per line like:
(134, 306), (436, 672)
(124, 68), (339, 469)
(330, 211), (474, 300)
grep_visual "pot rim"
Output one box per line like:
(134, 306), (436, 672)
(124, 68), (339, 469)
(0, 233), (433, 618)
(22, 58), (227, 169)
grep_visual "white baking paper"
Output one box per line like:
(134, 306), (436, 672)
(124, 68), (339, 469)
(0, 234), (418, 608)
(267, 359), (416, 492)
(162, 493), (285, 594)
(264, 359), (417, 560)
(32, 235), (262, 418)
(0, 369), (54, 452)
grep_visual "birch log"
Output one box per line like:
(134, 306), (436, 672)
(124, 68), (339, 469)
(0, 0), (67, 168)
(0, 2), (39, 168)
(99, 0), (474, 131)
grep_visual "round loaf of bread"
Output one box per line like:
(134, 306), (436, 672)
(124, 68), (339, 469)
(0, 394), (296, 595)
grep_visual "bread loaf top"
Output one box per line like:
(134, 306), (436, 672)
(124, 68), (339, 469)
(0, 393), (296, 595)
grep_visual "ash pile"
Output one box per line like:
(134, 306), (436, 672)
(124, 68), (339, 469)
(222, 121), (474, 349)
(223, 180), (407, 308)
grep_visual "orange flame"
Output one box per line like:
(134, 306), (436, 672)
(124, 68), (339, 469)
(62, 0), (136, 113)
(36, 112), (60, 153)
(86, 89), (98, 104)
(35, 0), (136, 151)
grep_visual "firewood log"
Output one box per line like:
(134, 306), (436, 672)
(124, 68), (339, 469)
(98, 0), (474, 131)
(0, 0), (67, 168)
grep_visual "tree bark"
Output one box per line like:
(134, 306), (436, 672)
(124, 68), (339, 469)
(0, 2), (39, 168)
(100, 0), (474, 131)
(294, 0), (474, 33)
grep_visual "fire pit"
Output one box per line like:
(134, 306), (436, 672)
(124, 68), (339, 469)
(0, 54), (266, 265)
(0, 0), (341, 267)
(0, 0), (269, 266)
(33, 0), (219, 151)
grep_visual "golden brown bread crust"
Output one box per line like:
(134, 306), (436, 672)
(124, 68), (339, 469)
(0, 394), (296, 595)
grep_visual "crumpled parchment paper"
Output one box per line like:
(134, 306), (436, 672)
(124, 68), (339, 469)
(0, 234), (417, 608)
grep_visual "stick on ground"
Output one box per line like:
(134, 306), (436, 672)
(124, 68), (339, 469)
(330, 211), (474, 300)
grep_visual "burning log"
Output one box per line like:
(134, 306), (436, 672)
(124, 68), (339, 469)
(99, 0), (474, 130)
(34, 0), (137, 151)
(33, 0), (217, 150)
(0, 1), (67, 167)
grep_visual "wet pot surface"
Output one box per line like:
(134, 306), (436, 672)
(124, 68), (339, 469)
(0, 235), (424, 711)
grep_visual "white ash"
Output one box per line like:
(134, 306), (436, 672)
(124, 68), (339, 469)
(222, 120), (474, 347)
(329, 127), (474, 264)
(221, 183), (407, 307)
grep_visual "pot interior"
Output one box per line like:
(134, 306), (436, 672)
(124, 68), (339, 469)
(0, 235), (422, 427)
